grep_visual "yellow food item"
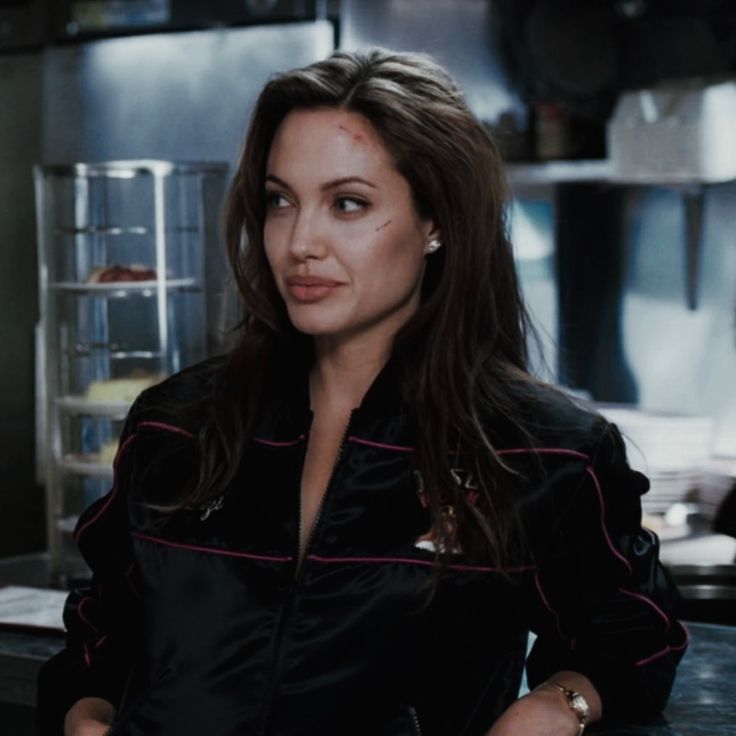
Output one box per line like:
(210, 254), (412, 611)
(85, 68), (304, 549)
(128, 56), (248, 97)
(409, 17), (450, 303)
(98, 440), (119, 466)
(84, 375), (159, 403)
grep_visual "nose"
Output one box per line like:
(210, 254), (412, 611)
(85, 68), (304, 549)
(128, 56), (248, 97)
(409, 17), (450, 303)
(288, 207), (327, 261)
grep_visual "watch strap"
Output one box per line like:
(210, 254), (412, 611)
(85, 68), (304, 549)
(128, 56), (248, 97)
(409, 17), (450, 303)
(542, 680), (590, 735)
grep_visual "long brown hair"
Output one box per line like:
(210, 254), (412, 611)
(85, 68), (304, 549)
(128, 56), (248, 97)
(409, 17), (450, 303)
(185, 49), (540, 566)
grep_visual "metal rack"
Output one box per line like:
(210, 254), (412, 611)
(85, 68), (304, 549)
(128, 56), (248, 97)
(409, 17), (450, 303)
(506, 159), (736, 311)
(35, 160), (228, 583)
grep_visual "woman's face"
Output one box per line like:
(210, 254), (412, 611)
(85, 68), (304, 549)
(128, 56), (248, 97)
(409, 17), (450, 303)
(263, 107), (436, 346)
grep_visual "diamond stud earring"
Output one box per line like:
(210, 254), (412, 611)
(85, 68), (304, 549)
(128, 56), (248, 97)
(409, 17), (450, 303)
(427, 239), (442, 253)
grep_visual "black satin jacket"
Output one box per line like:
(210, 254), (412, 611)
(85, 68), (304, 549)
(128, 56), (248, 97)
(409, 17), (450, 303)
(38, 359), (688, 736)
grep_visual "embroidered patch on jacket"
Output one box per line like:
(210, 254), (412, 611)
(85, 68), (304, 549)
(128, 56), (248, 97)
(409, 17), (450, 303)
(414, 505), (464, 554)
(194, 496), (225, 521)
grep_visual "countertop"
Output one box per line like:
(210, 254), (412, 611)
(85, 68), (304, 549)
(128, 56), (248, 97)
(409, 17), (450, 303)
(0, 621), (734, 734)
(592, 621), (735, 735)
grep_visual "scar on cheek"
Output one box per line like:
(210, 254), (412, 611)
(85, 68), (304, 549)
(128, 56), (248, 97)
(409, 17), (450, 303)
(338, 124), (366, 143)
(375, 220), (392, 232)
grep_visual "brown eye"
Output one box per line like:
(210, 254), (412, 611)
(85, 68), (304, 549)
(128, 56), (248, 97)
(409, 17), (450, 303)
(265, 192), (290, 209)
(335, 196), (367, 213)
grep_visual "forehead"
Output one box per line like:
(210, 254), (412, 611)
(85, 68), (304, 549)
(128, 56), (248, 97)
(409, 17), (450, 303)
(266, 107), (394, 173)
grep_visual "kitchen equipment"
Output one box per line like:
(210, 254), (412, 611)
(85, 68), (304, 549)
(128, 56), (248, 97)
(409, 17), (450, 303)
(596, 405), (714, 515)
(699, 457), (736, 522)
(607, 77), (736, 182)
(35, 160), (228, 584)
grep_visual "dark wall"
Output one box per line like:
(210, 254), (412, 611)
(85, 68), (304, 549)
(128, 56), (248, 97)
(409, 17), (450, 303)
(0, 53), (45, 556)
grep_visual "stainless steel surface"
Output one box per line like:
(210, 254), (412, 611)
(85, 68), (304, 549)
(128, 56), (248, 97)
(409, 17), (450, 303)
(340, 0), (523, 123)
(41, 22), (333, 166)
(0, 20), (334, 561)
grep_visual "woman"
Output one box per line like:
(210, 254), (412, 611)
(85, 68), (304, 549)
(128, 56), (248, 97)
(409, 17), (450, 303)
(38, 49), (687, 736)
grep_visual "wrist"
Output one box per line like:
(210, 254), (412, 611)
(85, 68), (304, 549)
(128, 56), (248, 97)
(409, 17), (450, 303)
(527, 687), (585, 733)
(532, 680), (591, 735)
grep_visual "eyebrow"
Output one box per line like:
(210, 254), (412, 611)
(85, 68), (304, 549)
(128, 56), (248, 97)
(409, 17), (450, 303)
(265, 174), (377, 191)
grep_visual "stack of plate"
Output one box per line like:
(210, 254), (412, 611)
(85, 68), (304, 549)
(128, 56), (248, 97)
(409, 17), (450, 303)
(596, 405), (714, 515)
(699, 458), (736, 521)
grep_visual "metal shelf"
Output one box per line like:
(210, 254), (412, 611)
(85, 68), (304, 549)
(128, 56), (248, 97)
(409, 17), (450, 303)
(36, 158), (225, 583)
(506, 160), (613, 188)
(39, 160), (229, 179)
(50, 277), (198, 297)
(54, 225), (199, 236)
(55, 225), (149, 236)
(505, 159), (736, 190)
(505, 159), (735, 311)
(69, 346), (164, 360)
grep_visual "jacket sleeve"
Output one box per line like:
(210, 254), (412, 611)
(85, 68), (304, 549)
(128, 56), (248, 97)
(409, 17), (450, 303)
(524, 422), (689, 721)
(37, 403), (145, 736)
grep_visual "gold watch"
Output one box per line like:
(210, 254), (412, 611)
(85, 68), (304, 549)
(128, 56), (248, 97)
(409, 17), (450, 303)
(544, 680), (591, 735)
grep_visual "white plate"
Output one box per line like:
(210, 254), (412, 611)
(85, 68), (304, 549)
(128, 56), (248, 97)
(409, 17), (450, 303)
(56, 395), (131, 418)
(50, 277), (197, 294)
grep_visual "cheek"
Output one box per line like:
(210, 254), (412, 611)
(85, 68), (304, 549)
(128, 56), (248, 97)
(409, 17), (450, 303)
(381, 227), (426, 272)
(353, 233), (426, 291)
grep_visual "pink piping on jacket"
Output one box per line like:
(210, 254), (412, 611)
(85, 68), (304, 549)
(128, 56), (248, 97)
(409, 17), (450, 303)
(76, 597), (99, 634)
(138, 420), (194, 439)
(254, 435), (305, 447)
(585, 466), (633, 575)
(341, 442), (593, 461)
(499, 449), (634, 577)
(635, 621), (690, 667)
(618, 587), (672, 630)
(306, 553), (536, 574)
(131, 531), (294, 563)
(74, 433), (138, 544)
(75, 420), (195, 544)
(347, 437), (414, 452)
(497, 447), (590, 461)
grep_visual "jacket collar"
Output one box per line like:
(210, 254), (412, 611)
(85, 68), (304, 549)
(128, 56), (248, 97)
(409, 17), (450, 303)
(255, 340), (411, 444)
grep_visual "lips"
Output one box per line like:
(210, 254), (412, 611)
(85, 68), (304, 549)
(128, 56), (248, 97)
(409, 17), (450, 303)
(284, 275), (343, 303)
(286, 276), (342, 288)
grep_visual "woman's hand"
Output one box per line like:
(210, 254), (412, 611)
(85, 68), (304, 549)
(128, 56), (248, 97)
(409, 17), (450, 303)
(487, 671), (602, 736)
(64, 696), (115, 736)
(68, 719), (111, 736)
(486, 687), (582, 735)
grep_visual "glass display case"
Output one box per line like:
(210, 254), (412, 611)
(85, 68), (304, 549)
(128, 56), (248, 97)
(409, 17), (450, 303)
(35, 160), (228, 584)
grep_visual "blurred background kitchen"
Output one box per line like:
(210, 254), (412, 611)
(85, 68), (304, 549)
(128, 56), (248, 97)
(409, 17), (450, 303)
(1, 0), (736, 731)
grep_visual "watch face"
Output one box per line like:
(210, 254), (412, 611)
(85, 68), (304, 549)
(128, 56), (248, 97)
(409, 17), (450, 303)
(570, 693), (591, 720)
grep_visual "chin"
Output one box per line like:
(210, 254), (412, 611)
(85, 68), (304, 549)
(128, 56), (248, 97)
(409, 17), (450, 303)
(285, 311), (347, 337)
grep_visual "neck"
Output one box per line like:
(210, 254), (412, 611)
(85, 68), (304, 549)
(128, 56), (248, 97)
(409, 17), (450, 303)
(310, 332), (392, 413)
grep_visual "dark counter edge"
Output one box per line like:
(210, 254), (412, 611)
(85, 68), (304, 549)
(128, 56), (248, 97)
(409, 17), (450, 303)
(1, 621), (735, 735)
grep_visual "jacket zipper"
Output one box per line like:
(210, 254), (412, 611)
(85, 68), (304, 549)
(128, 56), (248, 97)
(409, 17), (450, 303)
(257, 410), (356, 736)
(295, 409), (355, 573)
